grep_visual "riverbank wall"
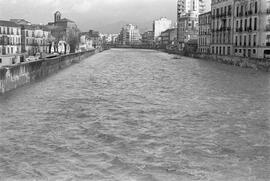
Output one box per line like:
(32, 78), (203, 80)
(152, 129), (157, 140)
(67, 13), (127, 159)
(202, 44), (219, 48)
(0, 49), (103, 94)
(162, 49), (270, 72)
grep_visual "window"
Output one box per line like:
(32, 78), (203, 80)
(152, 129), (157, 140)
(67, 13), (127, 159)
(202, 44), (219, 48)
(239, 49), (242, 53)
(255, 1), (258, 14)
(249, 18), (252, 30)
(244, 35), (246, 46)
(235, 49), (238, 53)
(228, 47), (230, 55)
(240, 35), (242, 46)
(221, 7), (223, 16)
(235, 36), (238, 46)
(0, 58), (2, 63)
(228, 5), (232, 15)
(240, 20), (243, 30)
(223, 47), (225, 55)
(245, 19), (247, 31)
(237, 6), (239, 17)
(254, 18), (257, 30)
(253, 49), (256, 54)
(249, 35), (251, 46)
(253, 34), (256, 46)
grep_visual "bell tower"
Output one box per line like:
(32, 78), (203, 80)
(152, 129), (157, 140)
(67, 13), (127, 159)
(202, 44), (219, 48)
(54, 11), (61, 23)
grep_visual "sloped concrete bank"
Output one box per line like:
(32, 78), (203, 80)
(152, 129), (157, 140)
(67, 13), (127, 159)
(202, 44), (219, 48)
(0, 49), (101, 94)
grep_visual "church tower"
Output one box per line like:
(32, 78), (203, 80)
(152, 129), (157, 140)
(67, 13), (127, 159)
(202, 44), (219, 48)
(54, 11), (61, 23)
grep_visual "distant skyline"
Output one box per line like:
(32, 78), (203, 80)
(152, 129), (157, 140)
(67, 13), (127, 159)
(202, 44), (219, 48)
(0, 0), (211, 32)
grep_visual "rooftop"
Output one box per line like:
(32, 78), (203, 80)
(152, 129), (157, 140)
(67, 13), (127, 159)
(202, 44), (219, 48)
(0, 20), (20, 27)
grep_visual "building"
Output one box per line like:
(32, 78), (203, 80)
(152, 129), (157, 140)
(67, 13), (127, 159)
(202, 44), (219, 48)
(47, 11), (80, 53)
(153, 18), (172, 41)
(178, 12), (199, 50)
(233, 0), (270, 59)
(88, 30), (102, 48)
(118, 24), (141, 45)
(79, 32), (93, 51)
(21, 25), (52, 56)
(210, 0), (234, 56)
(160, 28), (177, 48)
(177, 0), (206, 17)
(0, 20), (23, 66)
(177, 0), (206, 51)
(198, 11), (211, 54)
(141, 31), (154, 46)
(10, 19), (31, 26)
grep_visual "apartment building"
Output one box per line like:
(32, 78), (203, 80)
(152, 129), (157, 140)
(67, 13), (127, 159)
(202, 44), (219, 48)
(177, 0), (206, 50)
(210, 0), (234, 56)
(234, 0), (270, 59)
(119, 24), (141, 45)
(142, 31), (154, 46)
(177, 0), (205, 17)
(153, 18), (172, 41)
(198, 11), (212, 53)
(160, 28), (177, 48)
(21, 25), (51, 56)
(178, 12), (199, 50)
(0, 20), (22, 66)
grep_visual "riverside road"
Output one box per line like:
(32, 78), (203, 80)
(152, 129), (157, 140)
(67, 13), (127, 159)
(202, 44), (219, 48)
(0, 49), (269, 181)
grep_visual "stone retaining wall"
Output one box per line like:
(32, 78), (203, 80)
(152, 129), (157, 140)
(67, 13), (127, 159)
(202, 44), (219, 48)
(0, 50), (97, 93)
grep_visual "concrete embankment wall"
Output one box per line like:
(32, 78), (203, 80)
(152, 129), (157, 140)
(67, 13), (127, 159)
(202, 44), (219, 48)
(192, 54), (270, 72)
(162, 49), (270, 72)
(0, 50), (98, 94)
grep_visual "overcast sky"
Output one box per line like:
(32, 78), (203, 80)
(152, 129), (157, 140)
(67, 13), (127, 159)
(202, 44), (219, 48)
(0, 0), (211, 31)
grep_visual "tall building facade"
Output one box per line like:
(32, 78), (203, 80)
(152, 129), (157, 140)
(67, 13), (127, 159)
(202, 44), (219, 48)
(198, 11), (212, 54)
(210, 0), (234, 56)
(233, 0), (270, 59)
(178, 12), (199, 50)
(0, 21), (22, 66)
(177, 0), (205, 17)
(160, 28), (177, 48)
(21, 25), (51, 56)
(141, 31), (154, 46)
(153, 18), (172, 41)
(119, 24), (141, 45)
(177, 0), (206, 50)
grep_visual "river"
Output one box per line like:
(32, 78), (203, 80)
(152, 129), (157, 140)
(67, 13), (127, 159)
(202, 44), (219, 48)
(0, 49), (269, 181)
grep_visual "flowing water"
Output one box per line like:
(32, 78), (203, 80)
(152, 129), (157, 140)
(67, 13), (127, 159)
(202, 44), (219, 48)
(0, 49), (269, 181)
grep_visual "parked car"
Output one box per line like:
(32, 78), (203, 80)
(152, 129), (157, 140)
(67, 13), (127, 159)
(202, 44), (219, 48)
(26, 56), (38, 62)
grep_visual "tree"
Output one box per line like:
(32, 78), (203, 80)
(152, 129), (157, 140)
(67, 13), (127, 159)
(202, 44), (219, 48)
(66, 28), (80, 53)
